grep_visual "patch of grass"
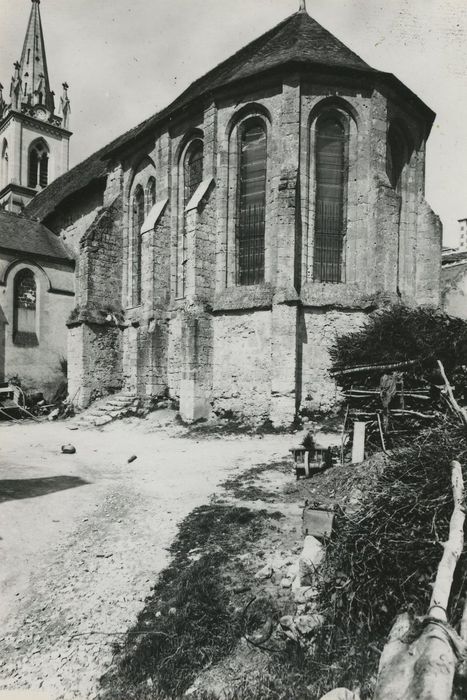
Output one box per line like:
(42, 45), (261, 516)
(99, 504), (283, 699)
(182, 414), (302, 439)
(222, 460), (290, 502)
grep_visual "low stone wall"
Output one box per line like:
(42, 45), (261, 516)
(211, 310), (272, 421)
(68, 323), (123, 407)
(300, 308), (367, 414)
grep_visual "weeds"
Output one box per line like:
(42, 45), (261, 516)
(306, 422), (467, 698)
(99, 505), (283, 699)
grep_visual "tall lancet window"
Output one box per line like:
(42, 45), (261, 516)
(146, 177), (156, 214)
(14, 269), (38, 346)
(386, 124), (406, 193)
(131, 185), (145, 306)
(28, 140), (49, 189)
(177, 140), (203, 297)
(313, 113), (348, 283)
(236, 119), (267, 286)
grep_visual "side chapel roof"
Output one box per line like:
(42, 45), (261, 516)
(26, 9), (435, 222)
(0, 209), (73, 262)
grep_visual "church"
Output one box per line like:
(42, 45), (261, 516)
(0, 0), (74, 398)
(4, 0), (442, 423)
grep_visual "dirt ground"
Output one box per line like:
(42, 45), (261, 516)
(0, 412), (294, 700)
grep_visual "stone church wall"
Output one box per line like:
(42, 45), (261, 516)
(67, 195), (124, 405)
(299, 308), (368, 415)
(0, 257), (74, 399)
(211, 310), (272, 421)
(61, 71), (442, 423)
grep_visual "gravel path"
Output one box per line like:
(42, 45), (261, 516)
(0, 414), (291, 699)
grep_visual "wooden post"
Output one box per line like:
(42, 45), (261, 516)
(351, 422), (366, 464)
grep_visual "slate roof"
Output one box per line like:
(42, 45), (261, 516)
(0, 210), (73, 262)
(26, 9), (434, 222)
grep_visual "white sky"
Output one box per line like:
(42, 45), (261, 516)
(0, 0), (466, 245)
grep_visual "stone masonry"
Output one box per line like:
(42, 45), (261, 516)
(27, 8), (442, 425)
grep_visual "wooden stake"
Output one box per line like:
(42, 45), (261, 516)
(351, 422), (366, 464)
(429, 460), (465, 621)
(437, 360), (467, 428)
(376, 413), (387, 453)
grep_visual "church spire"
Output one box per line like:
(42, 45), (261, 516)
(18, 0), (53, 113)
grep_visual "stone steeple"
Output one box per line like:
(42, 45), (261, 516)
(0, 0), (72, 213)
(18, 0), (54, 114)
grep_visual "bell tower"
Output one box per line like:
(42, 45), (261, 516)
(0, 0), (72, 213)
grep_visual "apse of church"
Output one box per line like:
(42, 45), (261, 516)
(26, 5), (442, 425)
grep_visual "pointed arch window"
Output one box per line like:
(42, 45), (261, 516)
(131, 185), (145, 306)
(14, 269), (38, 347)
(236, 119), (267, 285)
(313, 112), (348, 283)
(146, 177), (156, 214)
(386, 124), (406, 192)
(28, 140), (49, 189)
(177, 139), (204, 297)
(184, 142), (203, 205)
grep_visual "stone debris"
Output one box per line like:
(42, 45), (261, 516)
(319, 689), (360, 700)
(291, 574), (319, 603)
(299, 535), (324, 585)
(279, 611), (324, 646)
(61, 444), (76, 455)
(295, 613), (323, 636)
(127, 455), (137, 464)
(254, 563), (273, 581)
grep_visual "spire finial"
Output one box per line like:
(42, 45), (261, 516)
(299, 0), (307, 12)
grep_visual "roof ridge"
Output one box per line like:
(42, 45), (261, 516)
(25, 9), (433, 223)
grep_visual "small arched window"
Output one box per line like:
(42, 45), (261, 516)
(236, 119), (267, 285)
(177, 140), (204, 297)
(313, 112), (348, 283)
(146, 177), (156, 214)
(131, 185), (145, 306)
(28, 140), (49, 189)
(13, 269), (38, 346)
(386, 124), (406, 192)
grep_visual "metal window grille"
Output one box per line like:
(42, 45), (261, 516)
(237, 205), (265, 285)
(131, 186), (145, 306)
(237, 122), (266, 285)
(314, 116), (346, 283)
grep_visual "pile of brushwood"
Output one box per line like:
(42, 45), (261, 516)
(310, 421), (467, 698)
(330, 306), (467, 452)
(306, 306), (467, 699)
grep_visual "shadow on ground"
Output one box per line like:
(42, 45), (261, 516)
(0, 475), (90, 503)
